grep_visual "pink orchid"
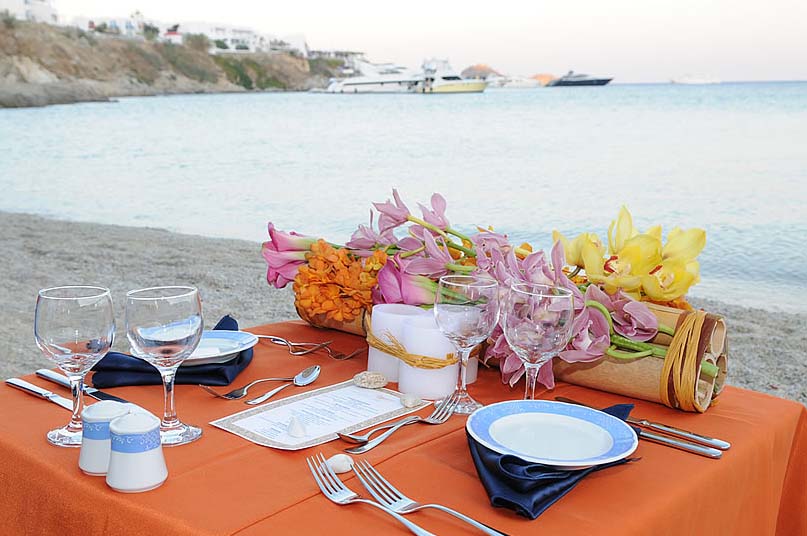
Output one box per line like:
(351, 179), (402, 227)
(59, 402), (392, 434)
(396, 236), (424, 252)
(487, 327), (556, 389)
(373, 259), (437, 305)
(558, 286), (611, 362)
(417, 193), (450, 230)
(373, 189), (411, 233)
(587, 285), (658, 341)
(346, 211), (397, 256)
(403, 233), (454, 278)
(261, 223), (316, 288)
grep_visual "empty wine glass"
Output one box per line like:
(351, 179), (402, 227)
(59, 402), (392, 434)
(34, 286), (115, 447)
(125, 286), (203, 446)
(503, 283), (574, 400)
(434, 275), (500, 415)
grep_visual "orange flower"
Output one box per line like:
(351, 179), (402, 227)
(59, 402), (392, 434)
(293, 240), (387, 323)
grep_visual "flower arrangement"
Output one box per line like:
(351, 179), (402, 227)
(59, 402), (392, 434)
(262, 190), (706, 389)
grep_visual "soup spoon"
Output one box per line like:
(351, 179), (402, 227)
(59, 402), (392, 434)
(244, 365), (321, 405)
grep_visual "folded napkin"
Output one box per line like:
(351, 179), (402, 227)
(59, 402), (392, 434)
(91, 315), (254, 388)
(467, 404), (637, 520)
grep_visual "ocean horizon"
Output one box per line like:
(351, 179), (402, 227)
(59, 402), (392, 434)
(2, 81), (806, 313)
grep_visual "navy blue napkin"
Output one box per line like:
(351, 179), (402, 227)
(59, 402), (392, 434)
(467, 404), (637, 520)
(91, 315), (254, 388)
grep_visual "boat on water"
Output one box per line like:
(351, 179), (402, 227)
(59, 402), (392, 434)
(325, 58), (486, 94)
(485, 75), (541, 89)
(547, 71), (613, 87)
(412, 59), (487, 94)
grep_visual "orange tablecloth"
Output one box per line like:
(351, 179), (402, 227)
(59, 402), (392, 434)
(1, 321), (805, 535)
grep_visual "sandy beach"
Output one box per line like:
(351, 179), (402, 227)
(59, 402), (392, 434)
(2, 210), (805, 406)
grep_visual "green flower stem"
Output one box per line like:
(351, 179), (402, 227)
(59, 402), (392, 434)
(406, 215), (450, 239)
(606, 346), (652, 360)
(446, 263), (476, 273)
(446, 240), (477, 257)
(400, 246), (425, 258)
(585, 300), (614, 334)
(445, 227), (472, 243)
(701, 361), (719, 378)
(658, 323), (676, 337)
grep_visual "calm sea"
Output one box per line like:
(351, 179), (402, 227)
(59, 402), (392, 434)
(2, 82), (806, 312)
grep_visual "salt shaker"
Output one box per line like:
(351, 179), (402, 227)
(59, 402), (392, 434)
(79, 400), (130, 476)
(106, 412), (168, 493)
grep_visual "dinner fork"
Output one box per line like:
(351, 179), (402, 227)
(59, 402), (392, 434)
(198, 373), (302, 400)
(306, 453), (435, 536)
(344, 392), (459, 454)
(353, 460), (508, 536)
(257, 335), (362, 360)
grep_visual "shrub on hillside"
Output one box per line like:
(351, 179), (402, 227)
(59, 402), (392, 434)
(157, 43), (218, 84)
(184, 33), (210, 53)
(1, 9), (16, 29)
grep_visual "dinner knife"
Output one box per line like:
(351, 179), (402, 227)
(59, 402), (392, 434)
(555, 396), (731, 451)
(5, 378), (74, 411)
(554, 397), (724, 459)
(36, 369), (130, 404)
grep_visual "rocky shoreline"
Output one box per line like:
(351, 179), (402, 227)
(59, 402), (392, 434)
(2, 210), (805, 406)
(0, 21), (335, 108)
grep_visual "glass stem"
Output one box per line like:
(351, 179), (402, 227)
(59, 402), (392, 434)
(159, 366), (180, 429)
(67, 373), (85, 433)
(456, 347), (472, 396)
(523, 362), (540, 400)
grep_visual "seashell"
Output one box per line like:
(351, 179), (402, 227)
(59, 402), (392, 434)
(326, 454), (354, 474)
(287, 415), (307, 438)
(401, 394), (422, 408)
(353, 371), (388, 389)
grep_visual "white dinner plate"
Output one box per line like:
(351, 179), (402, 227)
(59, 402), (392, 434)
(466, 400), (638, 469)
(182, 331), (259, 367)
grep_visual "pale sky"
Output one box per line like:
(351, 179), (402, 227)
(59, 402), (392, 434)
(57, 0), (807, 82)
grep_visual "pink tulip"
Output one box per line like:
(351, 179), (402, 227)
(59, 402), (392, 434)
(261, 223), (316, 289)
(374, 260), (437, 305)
(373, 189), (410, 233)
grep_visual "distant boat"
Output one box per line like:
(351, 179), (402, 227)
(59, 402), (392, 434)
(547, 71), (613, 87)
(411, 59), (487, 94)
(325, 58), (486, 94)
(670, 75), (721, 85)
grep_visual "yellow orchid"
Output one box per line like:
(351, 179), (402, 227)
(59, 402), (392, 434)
(641, 259), (699, 302)
(552, 231), (606, 271)
(589, 233), (662, 297)
(663, 227), (706, 263)
(607, 206), (638, 255)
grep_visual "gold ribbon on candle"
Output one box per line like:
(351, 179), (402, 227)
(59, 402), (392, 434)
(365, 318), (458, 370)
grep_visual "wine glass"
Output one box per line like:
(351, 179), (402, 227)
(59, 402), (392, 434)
(433, 275), (500, 415)
(34, 286), (115, 447)
(503, 283), (574, 400)
(125, 286), (203, 446)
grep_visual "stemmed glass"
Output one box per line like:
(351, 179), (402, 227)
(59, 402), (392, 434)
(125, 286), (203, 446)
(34, 286), (115, 447)
(433, 275), (500, 415)
(503, 283), (574, 400)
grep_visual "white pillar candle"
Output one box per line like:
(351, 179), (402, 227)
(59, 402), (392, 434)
(367, 304), (429, 381)
(466, 353), (479, 385)
(398, 315), (459, 400)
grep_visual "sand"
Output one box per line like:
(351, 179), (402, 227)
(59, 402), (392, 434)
(2, 210), (805, 406)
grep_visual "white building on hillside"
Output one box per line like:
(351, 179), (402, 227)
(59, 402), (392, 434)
(0, 0), (57, 23)
(180, 22), (307, 56)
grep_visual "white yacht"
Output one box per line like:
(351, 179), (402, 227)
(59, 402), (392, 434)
(411, 59), (487, 94)
(325, 60), (420, 93)
(325, 58), (486, 94)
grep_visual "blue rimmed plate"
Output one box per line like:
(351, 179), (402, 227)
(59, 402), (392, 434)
(467, 400), (638, 469)
(183, 331), (259, 367)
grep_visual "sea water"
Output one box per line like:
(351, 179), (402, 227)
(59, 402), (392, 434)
(1, 82), (806, 312)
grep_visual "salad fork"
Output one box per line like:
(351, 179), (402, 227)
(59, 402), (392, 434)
(257, 335), (362, 360)
(353, 460), (508, 536)
(306, 452), (435, 536)
(344, 392), (458, 454)
(198, 373), (302, 400)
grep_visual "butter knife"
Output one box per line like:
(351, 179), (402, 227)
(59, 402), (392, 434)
(6, 378), (73, 411)
(35, 369), (130, 404)
(555, 397), (727, 457)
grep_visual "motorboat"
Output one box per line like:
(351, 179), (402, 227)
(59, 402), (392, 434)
(547, 71), (613, 86)
(325, 60), (420, 93)
(411, 59), (487, 94)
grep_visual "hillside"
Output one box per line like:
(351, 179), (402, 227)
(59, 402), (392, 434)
(0, 19), (338, 107)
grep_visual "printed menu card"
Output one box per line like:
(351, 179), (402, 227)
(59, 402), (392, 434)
(210, 380), (427, 450)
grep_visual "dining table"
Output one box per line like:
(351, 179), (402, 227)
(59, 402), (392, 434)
(1, 320), (805, 535)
